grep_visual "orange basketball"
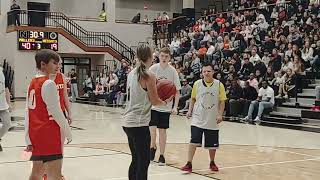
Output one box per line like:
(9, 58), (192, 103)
(157, 79), (177, 101)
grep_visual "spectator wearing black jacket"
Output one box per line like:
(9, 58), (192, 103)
(262, 35), (275, 53)
(270, 48), (282, 72)
(239, 57), (254, 80)
(253, 58), (267, 76)
(227, 79), (244, 119)
(239, 81), (258, 118)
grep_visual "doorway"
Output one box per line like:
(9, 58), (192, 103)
(27, 2), (50, 27)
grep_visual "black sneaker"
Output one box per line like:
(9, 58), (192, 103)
(150, 147), (157, 161)
(158, 155), (166, 166)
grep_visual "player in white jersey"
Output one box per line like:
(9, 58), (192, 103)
(149, 47), (181, 165)
(181, 63), (227, 173)
(0, 66), (11, 152)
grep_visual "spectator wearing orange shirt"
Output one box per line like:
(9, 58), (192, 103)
(198, 42), (207, 60)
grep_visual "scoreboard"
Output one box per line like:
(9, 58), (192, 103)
(18, 30), (58, 51)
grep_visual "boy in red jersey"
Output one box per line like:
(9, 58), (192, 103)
(42, 62), (72, 180)
(25, 49), (72, 180)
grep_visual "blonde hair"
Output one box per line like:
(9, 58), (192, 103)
(136, 44), (152, 80)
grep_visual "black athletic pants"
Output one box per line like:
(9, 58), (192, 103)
(123, 126), (150, 180)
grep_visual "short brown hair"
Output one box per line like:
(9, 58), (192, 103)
(159, 47), (170, 55)
(35, 49), (60, 69)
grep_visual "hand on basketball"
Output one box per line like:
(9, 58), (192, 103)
(217, 115), (223, 124)
(164, 95), (174, 104)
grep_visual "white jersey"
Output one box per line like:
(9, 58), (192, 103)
(0, 67), (9, 111)
(122, 68), (152, 127)
(149, 63), (181, 112)
(192, 79), (220, 130)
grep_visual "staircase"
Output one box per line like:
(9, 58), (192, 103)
(6, 10), (135, 63)
(262, 71), (320, 133)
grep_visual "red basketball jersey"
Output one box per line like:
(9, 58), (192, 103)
(27, 76), (62, 156)
(55, 73), (66, 112)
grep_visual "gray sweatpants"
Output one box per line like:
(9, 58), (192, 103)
(0, 110), (11, 139)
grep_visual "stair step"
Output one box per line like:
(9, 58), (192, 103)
(298, 92), (316, 98)
(263, 116), (302, 124)
(282, 102), (313, 109)
(309, 84), (320, 88)
(302, 89), (315, 94)
(260, 121), (320, 133)
(273, 107), (302, 116)
(289, 98), (315, 105)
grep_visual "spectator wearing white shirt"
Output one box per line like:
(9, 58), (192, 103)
(249, 49), (261, 64)
(243, 81), (274, 123)
(205, 42), (216, 63)
(170, 37), (181, 56)
(202, 31), (212, 43)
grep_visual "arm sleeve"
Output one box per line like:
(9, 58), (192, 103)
(41, 80), (72, 141)
(191, 81), (198, 99)
(219, 83), (227, 101)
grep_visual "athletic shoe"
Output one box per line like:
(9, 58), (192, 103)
(210, 161), (219, 172)
(0, 143), (2, 152)
(158, 155), (166, 166)
(283, 95), (289, 99)
(181, 162), (192, 173)
(254, 117), (262, 125)
(240, 116), (250, 123)
(150, 147), (157, 161)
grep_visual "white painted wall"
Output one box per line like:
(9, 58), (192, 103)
(115, 0), (183, 20)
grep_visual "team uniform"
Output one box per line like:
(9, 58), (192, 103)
(149, 63), (181, 128)
(25, 75), (71, 162)
(190, 79), (227, 149)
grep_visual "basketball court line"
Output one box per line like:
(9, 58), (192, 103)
(271, 147), (319, 158)
(0, 152), (123, 165)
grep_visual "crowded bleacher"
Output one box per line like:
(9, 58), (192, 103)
(83, 0), (319, 121)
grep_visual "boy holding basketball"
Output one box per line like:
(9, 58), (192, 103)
(181, 63), (226, 173)
(149, 47), (181, 165)
(25, 49), (72, 180)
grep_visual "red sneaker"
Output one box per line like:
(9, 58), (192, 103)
(210, 161), (219, 172)
(181, 162), (192, 173)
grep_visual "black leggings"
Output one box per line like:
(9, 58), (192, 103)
(123, 126), (150, 180)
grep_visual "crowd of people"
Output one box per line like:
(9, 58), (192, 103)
(161, 0), (319, 119)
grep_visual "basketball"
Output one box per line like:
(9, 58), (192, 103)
(157, 79), (176, 101)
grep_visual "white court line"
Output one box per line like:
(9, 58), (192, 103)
(271, 148), (320, 158)
(104, 157), (320, 180)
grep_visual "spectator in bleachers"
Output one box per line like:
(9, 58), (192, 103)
(93, 82), (105, 96)
(227, 79), (244, 119)
(170, 37), (181, 56)
(83, 74), (93, 96)
(162, 12), (170, 20)
(243, 80), (275, 123)
(143, 15), (149, 23)
(247, 73), (259, 91)
(10, 0), (20, 26)
(281, 56), (294, 73)
(276, 68), (295, 99)
(131, 13), (141, 23)
(239, 56), (254, 80)
(253, 56), (267, 75)
(178, 79), (192, 112)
